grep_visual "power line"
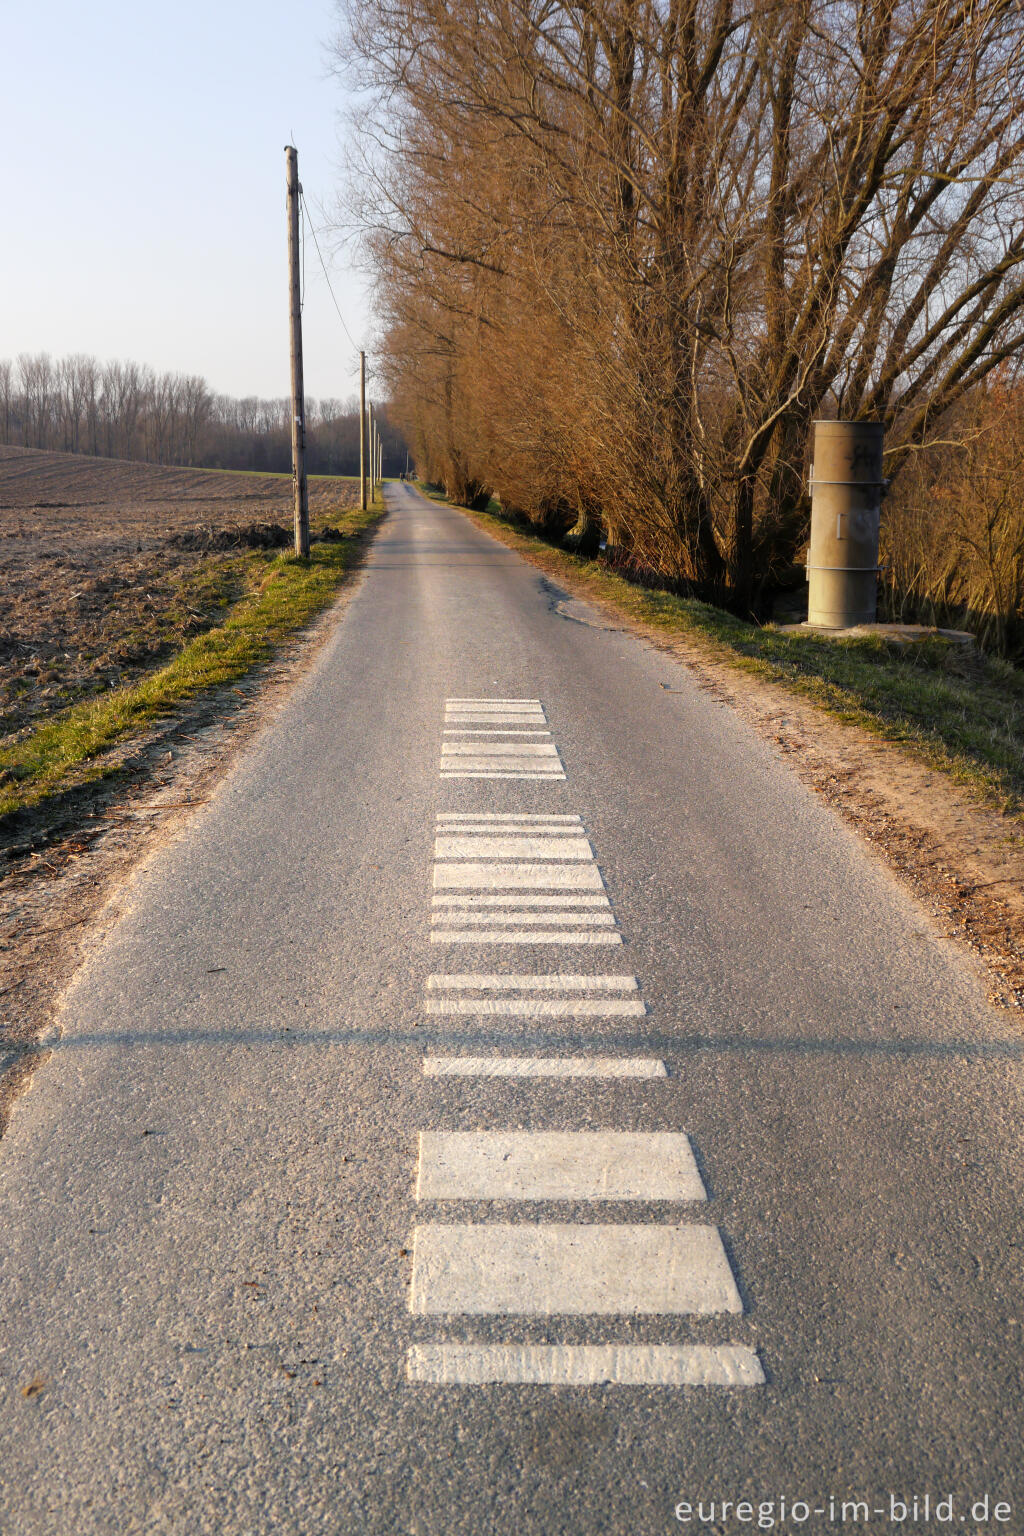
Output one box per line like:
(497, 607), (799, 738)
(300, 195), (361, 359)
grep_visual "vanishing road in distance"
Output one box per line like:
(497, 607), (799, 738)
(1, 483), (1021, 1534)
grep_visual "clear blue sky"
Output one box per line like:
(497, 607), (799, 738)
(1, 0), (372, 402)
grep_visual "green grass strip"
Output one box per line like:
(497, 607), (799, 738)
(0, 505), (384, 820)
(439, 491), (1023, 816)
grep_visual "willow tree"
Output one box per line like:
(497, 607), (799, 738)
(338, 0), (1024, 609)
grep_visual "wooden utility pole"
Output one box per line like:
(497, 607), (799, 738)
(285, 146), (310, 557)
(359, 351), (367, 511)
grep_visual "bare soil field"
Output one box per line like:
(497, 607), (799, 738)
(0, 445), (361, 741)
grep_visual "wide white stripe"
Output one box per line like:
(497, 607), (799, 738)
(426, 974), (637, 990)
(409, 1224), (743, 1315)
(434, 863), (604, 890)
(424, 998), (646, 1017)
(416, 1132), (704, 1201)
(440, 771), (565, 780)
(445, 698), (542, 704)
(431, 892), (605, 906)
(436, 826), (582, 838)
(434, 837), (591, 861)
(442, 743), (559, 757)
(436, 814), (581, 823)
(422, 1056), (668, 1079)
(444, 717), (547, 725)
(406, 1344), (765, 1387)
(432, 912), (616, 928)
(431, 932), (623, 945)
(440, 761), (562, 773)
(443, 730), (552, 737)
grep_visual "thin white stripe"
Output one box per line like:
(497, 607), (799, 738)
(440, 772), (566, 780)
(435, 832), (583, 839)
(406, 1344), (765, 1387)
(436, 814), (581, 823)
(434, 837), (592, 861)
(422, 1057), (668, 1079)
(443, 730), (552, 737)
(440, 761), (563, 771)
(409, 1225), (744, 1315)
(426, 974), (637, 990)
(431, 932), (623, 945)
(445, 698), (543, 704)
(416, 1132), (704, 1201)
(432, 913), (616, 927)
(424, 998), (646, 1017)
(442, 744), (559, 757)
(431, 893), (605, 905)
(444, 717), (547, 725)
(434, 864), (604, 890)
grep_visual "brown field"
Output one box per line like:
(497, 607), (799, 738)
(0, 446), (362, 742)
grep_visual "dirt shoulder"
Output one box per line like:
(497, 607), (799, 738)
(455, 499), (1024, 1013)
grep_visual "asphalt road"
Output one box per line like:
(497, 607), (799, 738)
(1, 483), (1021, 1536)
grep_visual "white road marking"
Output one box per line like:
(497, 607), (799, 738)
(432, 912), (616, 928)
(440, 771), (567, 780)
(424, 998), (646, 1017)
(434, 863), (605, 890)
(416, 1132), (704, 1201)
(440, 761), (562, 768)
(436, 814), (581, 823)
(409, 1224), (744, 1315)
(442, 743), (559, 757)
(406, 1344), (765, 1387)
(431, 892), (606, 906)
(445, 698), (543, 704)
(426, 974), (637, 990)
(430, 931), (623, 944)
(436, 828), (583, 838)
(434, 837), (592, 861)
(444, 717), (548, 726)
(443, 730), (553, 737)
(422, 1056), (668, 1078)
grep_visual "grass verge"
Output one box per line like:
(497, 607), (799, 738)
(424, 486), (1023, 816)
(0, 503), (384, 820)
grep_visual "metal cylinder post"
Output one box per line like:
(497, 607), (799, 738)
(806, 420), (885, 628)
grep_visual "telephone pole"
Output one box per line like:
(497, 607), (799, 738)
(359, 351), (367, 512)
(285, 146), (309, 557)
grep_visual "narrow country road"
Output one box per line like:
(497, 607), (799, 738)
(1, 483), (1021, 1536)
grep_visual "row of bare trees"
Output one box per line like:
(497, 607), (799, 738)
(337, 0), (1024, 650)
(0, 352), (406, 477)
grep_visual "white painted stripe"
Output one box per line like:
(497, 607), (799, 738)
(442, 761), (568, 774)
(434, 863), (604, 890)
(445, 707), (546, 715)
(442, 743), (559, 757)
(432, 892), (606, 906)
(432, 912), (616, 928)
(426, 974), (637, 990)
(409, 1224), (743, 1315)
(436, 814), (581, 823)
(444, 730), (552, 737)
(445, 698), (543, 704)
(424, 998), (646, 1018)
(406, 1344), (765, 1387)
(431, 932), (623, 945)
(436, 826), (583, 838)
(440, 772), (566, 780)
(416, 1132), (704, 1202)
(434, 837), (592, 861)
(444, 717), (547, 725)
(422, 1056), (668, 1079)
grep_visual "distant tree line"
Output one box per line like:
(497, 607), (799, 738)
(338, 0), (1024, 654)
(0, 352), (406, 477)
